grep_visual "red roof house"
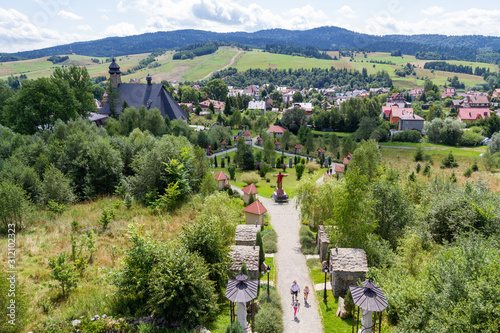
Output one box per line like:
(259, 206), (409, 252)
(294, 144), (302, 154)
(458, 108), (491, 122)
(274, 140), (281, 150)
(256, 136), (264, 146)
(389, 107), (414, 124)
(242, 200), (267, 225)
(343, 153), (353, 165)
(267, 125), (287, 137)
(214, 171), (228, 191)
(317, 147), (326, 157)
(242, 183), (258, 205)
(243, 130), (251, 141)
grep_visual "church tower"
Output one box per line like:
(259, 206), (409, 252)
(108, 58), (121, 88)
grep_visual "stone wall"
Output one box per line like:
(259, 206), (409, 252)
(235, 225), (259, 246)
(229, 245), (260, 280)
(329, 248), (369, 297)
(317, 225), (330, 262)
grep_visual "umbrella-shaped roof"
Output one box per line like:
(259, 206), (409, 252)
(349, 280), (388, 312)
(225, 274), (258, 303)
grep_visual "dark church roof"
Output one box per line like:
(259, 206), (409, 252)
(99, 83), (188, 121)
(108, 58), (121, 75)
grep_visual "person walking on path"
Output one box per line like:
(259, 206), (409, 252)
(303, 285), (310, 304)
(292, 299), (301, 319)
(290, 280), (300, 301)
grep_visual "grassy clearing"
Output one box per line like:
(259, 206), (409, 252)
(306, 258), (325, 285)
(259, 257), (276, 284)
(206, 302), (231, 333)
(312, 130), (353, 138)
(316, 291), (354, 333)
(211, 165), (326, 198)
(380, 145), (500, 192)
(0, 195), (214, 331)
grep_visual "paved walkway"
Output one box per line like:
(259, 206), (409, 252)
(258, 196), (323, 333)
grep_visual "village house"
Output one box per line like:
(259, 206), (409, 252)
(99, 59), (188, 121)
(343, 153), (353, 165)
(389, 106), (414, 124)
(409, 88), (423, 101)
(199, 99), (225, 113)
(256, 136), (264, 146)
(317, 147), (326, 157)
(399, 113), (425, 132)
(464, 95), (490, 108)
(220, 139), (227, 150)
(458, 108), (491, 122)
(492, 88), (500, 100)
(286, 102), (313, 117)
(267, 125), (287, 137)
(294, 144), (302, 154)
(243, 130), (252, 144)
(441, 88), (455, 99)
(387, 92), (406, 105)
(247, 100), (266, 115)
(329, 248), (369, 297)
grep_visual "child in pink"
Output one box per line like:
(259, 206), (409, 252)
(292, 299), (300, 319)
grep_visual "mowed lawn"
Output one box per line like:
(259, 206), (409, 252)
(210, 164), (326, 199)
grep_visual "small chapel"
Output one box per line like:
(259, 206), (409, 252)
(98, 58), (188, 121)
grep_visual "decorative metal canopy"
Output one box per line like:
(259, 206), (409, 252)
(349, 280), (388, 312)
(225, 274), (258, 303)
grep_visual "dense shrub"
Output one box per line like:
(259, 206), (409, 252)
(0, 180), (31, 233)
(261, 228), (277, 253)
(240, 172), (260, 185)
(295, 163), (305, 180)
(305, 161), (320, 173)
(40, 164), (75, 205)
(299, 225), (317, 255)
(255, 304), (284, 333)
(440, 152), (458, 168)
(392, 130), (421, 143)
(459, 130), (484, 146)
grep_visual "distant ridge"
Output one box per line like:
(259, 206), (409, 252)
(6, 26), (500, 62)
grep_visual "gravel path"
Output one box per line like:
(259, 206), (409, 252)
(258, 196), (323, 333)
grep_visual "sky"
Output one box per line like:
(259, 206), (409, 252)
(1, 0), (500, 53)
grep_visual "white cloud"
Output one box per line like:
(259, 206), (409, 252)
(102, 22), (138, 37)
(57, 9), (83, 20)
(115, 0), (334, 33)
(362, 8), (500, 36)
(421, 6), (444, 16)
(0, 8), (66, 52)
(77, 24), (92, 31)
(337, 5), (357, 18)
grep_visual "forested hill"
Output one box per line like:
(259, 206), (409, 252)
(7, 26), (500, 63)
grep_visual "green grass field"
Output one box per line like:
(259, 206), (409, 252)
(3, 48), (495, 89)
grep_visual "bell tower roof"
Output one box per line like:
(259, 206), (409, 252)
(108, 58), (121, 75)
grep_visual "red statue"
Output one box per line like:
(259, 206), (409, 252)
(272, 171), (288, 189)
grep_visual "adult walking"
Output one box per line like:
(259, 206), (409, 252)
(290, 280), (300, 301)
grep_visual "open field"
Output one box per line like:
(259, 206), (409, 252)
(0, 195), (245, 331)
(2, 49), (496, 89)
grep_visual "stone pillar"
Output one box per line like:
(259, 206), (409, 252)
(237, 302), (247, 332)
(289, 157), (293, 168)
(360, 309), (372, 333)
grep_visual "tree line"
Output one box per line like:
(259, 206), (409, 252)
(424, 61), (490, 76)
(213, 66), (392, 90)
(264, 43), (332, 60)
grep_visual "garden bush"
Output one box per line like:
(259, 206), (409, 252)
(441, 152), (458, 168)
(258, 287), (282, 311)
(240, 172), (260, 185)
(295, 163), (305, 180)
(261, 228), (277, 253)
(255, 304), (283, 333)
(392, 130), (421, 143)
(459, 130), (484, 146)
(299, 225), (317, 255)
(305, 161), (320, 173)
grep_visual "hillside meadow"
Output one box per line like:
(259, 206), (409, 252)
(1, 48), (496, 89)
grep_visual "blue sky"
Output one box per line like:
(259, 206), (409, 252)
(1, 0), (500, 53)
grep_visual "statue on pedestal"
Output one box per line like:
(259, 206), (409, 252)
(272, 171), (289, 202)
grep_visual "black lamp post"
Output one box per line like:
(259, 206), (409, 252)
(266, 265), (271, 299)
(322, 261), (329, 302)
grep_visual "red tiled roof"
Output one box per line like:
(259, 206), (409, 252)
(221, 139), (227, 144)
(317, 147), (326, 153)
(243, 130), (251, 136)
(242, 183), (258, 195)
(335, 164), (345, 173)
(274, 140), (280, 145)
(256, 136), (263, 141)
(268, 125), (286, 134)
(242, 200), (267, 215)
(214, 171), (227, 181)
(294, 144), (302, 149)
(458, 108), (491, 121)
